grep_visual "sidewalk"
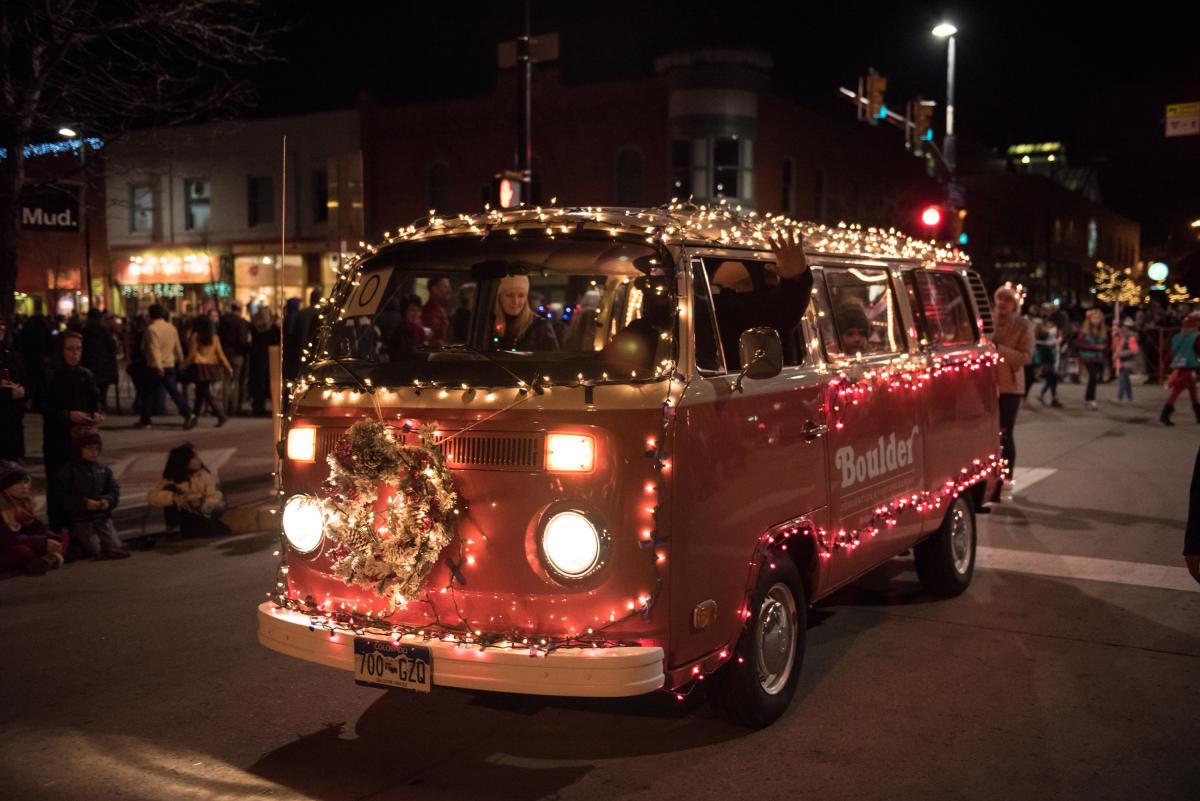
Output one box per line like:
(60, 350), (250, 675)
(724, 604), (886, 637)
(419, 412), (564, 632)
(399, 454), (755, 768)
(21, 412), (279, 540)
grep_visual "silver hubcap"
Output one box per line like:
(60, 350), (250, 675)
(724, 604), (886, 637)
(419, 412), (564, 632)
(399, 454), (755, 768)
(754, 583), (797, 695)
(950, 504), (973, 574)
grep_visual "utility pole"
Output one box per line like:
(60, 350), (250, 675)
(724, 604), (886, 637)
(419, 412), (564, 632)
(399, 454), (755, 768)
(516, 0), (533, 202)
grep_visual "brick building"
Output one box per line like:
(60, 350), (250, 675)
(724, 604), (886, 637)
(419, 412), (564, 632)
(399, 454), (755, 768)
(361, 50), (941, 241)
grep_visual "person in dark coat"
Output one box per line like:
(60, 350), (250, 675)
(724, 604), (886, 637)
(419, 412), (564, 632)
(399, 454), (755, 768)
(0, 317), (28, 461)
(248, 306), (280, 416)
(708, 231), (813, 368)
(82, 309), (119, 412)
(281, 297), (303, 381)
(43, 331), (102, 530)
(1186, 446), (1200, 586)
(284, 289), (322, 381)
(55, 432), (128, 559)
(218, 302), (251, 417)
(16, 311), (51, 412)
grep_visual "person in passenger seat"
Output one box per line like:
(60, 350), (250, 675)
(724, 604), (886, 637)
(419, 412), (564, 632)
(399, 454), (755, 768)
(836, 301), (872, 354)
(709, 232), (812, 368)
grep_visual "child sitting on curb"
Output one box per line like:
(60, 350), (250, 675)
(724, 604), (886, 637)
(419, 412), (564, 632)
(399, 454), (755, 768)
(147, 443), (231, 538)
(0, 461), (69, 575)
(56, 432), (129, 560)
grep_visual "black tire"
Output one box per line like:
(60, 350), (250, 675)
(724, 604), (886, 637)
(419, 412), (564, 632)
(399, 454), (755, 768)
(914, 495), (976, 597)
(709, 558), (806, 728)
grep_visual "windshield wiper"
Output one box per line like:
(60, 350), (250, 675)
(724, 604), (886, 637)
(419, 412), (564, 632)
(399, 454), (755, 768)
(319, 353), (374, 396)
(421, 343), (544, 394)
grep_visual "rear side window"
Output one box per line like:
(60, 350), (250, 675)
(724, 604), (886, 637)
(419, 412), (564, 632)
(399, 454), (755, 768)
(819, 266), (905, 357)
(905, 271), (977, 346)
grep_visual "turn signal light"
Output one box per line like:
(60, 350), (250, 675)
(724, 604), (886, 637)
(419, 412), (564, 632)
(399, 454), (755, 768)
(546, 433), (595, 473)
(287, 427), (317, 462)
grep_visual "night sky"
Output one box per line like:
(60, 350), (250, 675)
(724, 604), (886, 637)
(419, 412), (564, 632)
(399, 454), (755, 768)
(258, 1), (1199, 246)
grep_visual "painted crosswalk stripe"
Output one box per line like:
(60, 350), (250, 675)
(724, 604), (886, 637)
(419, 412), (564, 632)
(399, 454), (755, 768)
(976, 546), (1198, 593)
(1011, 466), (1056, 492)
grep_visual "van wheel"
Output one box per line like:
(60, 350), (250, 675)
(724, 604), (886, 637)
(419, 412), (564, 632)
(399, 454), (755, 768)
(709, 558), (805, 728)
(914, 495), (976, 597)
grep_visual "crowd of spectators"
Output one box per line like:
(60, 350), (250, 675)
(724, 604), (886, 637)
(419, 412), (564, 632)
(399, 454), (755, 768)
(0, 295), (319, 577)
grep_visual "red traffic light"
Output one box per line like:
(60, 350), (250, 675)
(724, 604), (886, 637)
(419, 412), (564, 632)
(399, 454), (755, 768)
(920, 206), (943, 227)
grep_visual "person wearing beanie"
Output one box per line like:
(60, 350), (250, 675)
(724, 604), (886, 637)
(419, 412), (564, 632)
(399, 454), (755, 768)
(0, 461), (69, 575)
(1161, 313), (1200, 425)
(493, 274), (559, 352)
(54, 432), (128, 559)
(835, 301), (872, 354)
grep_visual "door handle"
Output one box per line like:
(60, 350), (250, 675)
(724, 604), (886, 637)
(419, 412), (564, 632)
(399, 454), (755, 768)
(802, 421), (828, 441)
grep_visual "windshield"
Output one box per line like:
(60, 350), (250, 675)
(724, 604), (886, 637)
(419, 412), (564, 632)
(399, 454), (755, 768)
(309, 236), (676, 387)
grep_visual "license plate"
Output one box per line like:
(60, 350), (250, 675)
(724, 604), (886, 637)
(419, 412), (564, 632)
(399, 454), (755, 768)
(353, 638), (432, 693)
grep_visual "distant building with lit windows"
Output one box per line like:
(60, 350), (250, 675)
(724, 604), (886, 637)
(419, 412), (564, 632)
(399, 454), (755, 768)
(103, 111), (362, 315)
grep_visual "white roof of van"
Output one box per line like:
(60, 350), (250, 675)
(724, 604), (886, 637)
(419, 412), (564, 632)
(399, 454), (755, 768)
(360, 202), (970, 266)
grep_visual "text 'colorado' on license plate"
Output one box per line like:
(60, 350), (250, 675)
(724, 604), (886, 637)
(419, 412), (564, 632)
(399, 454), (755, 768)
(354, 638), (432, 693)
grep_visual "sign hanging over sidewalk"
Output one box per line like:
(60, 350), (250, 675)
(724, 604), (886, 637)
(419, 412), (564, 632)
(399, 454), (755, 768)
(20, 183), (80, 231)
(1165, 102), (1199, 137)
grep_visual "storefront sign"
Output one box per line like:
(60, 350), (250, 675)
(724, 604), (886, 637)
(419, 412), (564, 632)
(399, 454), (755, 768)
(115, 252), (214, 284)
(21, 183), (80, 231)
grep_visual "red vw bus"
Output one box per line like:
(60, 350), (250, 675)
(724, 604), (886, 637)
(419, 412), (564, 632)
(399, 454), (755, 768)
(258, 205), (1002, 727)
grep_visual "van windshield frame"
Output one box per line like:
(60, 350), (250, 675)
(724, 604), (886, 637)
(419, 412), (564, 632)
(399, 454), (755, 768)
(306, 234), (679, 388)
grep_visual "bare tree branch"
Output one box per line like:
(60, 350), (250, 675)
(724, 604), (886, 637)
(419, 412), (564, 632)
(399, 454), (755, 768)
(0, 0), (279, 318)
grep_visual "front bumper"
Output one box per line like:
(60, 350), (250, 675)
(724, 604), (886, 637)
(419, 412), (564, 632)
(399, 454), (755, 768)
(257, 602), (665, 697)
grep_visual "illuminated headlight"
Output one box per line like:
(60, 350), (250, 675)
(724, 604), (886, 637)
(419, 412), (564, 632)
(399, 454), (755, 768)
(546, 433), (594, 472)
(540, 510), (607, 580)
(287, 427), (317, 462)
(282, 494), (324, 554)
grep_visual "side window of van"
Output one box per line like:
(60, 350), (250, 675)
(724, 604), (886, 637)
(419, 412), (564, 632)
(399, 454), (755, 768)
(821, 267), (905, 357)
(691, 260), (725, 374)
(904, 271), (977, 346)
(698, 257), (807, 370)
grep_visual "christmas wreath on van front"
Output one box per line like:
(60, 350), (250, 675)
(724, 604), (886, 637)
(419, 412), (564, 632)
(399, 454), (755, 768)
(320, 419), (458, 605)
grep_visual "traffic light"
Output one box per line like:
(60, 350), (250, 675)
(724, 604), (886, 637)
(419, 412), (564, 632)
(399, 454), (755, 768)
(489, 171), (524, 210)
(920, 205), (943, 228)
(867, 73), (887, 119)
(859, 72), (888, 122)
(907, 98), (936, 149)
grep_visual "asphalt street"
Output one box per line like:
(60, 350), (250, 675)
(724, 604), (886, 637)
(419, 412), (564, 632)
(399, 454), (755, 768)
(2, 380), (1197, 801)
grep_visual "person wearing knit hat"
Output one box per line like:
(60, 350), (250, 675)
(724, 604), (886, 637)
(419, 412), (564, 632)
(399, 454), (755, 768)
(493, 274), (559, 352)
(1, 460), (69, 575)
(835, 301), (871, 354)
(54, 431), (128, 559)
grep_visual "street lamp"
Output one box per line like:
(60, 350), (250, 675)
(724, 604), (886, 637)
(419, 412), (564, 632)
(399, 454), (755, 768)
(59, 127), (92, 313)
(932, 22), (958, 174)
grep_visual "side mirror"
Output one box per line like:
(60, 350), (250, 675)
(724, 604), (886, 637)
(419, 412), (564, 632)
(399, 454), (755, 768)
(732, 327), (783, 392)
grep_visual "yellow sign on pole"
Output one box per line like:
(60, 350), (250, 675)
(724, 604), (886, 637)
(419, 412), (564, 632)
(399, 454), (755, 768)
(1166, 102), (1200, 137)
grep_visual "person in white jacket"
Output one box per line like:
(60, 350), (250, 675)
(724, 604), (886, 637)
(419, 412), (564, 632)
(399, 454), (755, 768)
(138, 304), (195, 430)
(146, 443), (229, 538)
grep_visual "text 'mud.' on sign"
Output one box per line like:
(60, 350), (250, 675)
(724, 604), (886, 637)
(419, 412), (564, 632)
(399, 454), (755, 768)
(20, 183), (80, 231)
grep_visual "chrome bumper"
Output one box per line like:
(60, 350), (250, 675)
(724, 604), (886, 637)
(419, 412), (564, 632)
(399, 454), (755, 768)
(257, 602), (664, 697)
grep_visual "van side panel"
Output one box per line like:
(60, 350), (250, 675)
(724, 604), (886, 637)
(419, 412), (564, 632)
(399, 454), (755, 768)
(907, 267), (1001, 542)
(670, 371), (829, 669)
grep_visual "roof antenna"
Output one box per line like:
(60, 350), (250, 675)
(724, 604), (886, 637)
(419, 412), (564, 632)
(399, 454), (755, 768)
(274, 134), (288, 494)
